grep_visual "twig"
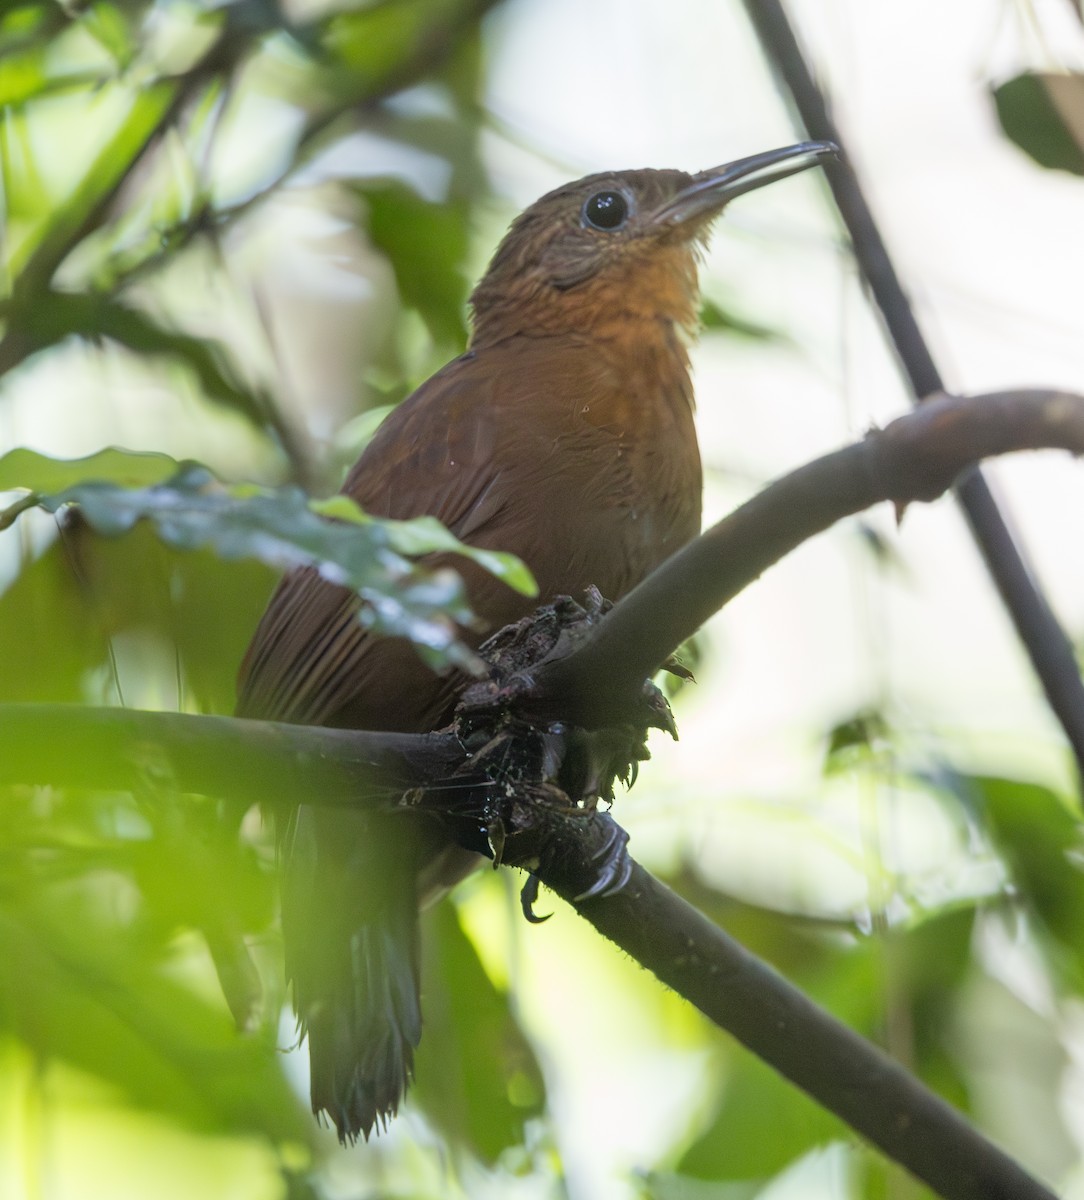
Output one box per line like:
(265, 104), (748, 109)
(741, 0), (1084, 779)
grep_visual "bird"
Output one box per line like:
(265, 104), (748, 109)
(235, 140), (836, 1142)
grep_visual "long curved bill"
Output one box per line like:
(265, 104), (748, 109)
(653, 140), (838, 227)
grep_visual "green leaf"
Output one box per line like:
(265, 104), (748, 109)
(0, 538), (111, 703)
(361, 180), (470, 350)
(3, 464), (535, 669)
(311, 495), (536, 595)
(823, 708), (890, 774)
(0, 3), (130, 103)
(2, 293), (271, 430)
(0, 4), (54, 43)
(0, 510), (274, 713)
(0, 43), (52, 105)
(968, 773), (1084, 989)
(0, 885), (306, 1142)
(323, 0), (454, 92)
(9, 81), (180, 289)
(993, 73), (1084, 176)
(0, 446), (181, 493)
(678, 1046), (846, 1181)
(82, 2), (137, 67)
(700, 296), (781, 341)
(413, 900), (545, 1160)
(670, 896), (977, 1182)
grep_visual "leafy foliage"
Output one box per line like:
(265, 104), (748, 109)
(0, 450), (535, 669)
(968, 774), (1084, 992)
(0, 2), (544, 1190)
(414, 902), (546, 1161)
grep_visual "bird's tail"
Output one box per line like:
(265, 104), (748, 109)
(281, 806), (422, 1142)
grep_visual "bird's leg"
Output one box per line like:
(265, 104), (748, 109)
(445, 589), (682, 916)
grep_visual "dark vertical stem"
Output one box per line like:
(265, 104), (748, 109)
(741, 0), (1084, 780)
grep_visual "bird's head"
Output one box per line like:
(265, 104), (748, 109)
(469, 141), (836, 347)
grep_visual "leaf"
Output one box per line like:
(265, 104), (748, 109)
(0, 538), (111, 703)
(0, 887), (306, 1142)
(322, 0), (456, 93)
(678, 1046), (846, 1181)
(700, 297), (781, 341)
(823, 708), (890, 774)
(2, 462), (535, 669)
(81, 2), (137, 69)
(669, 895), (977, 1182)
(413, 900), (545, 1160)
(967, 773), (1084, 990)
(360, 180), (470, 349)
(311, 495), (536, 596)
(0, 3), (130, 104)
(9, 81), (179, 289)
(0, 446), (181, 493)
(0, 511), (273, 713)
(992, 73), (1084, 176)
(2, 293), (271, 430)
(148, 539), (280, 716)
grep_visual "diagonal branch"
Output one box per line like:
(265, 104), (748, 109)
(526, 388), (1084, 728)
(537, 822), (1057, 1200)
(741, 0), (1084, 778)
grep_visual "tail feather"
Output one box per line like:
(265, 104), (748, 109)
(283, 807), (422, 1142)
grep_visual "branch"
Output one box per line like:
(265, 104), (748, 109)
(0, 702), (1057, 1198)
(0, 0), (505, 380)
(528, 388), (1084, 728)
(0, 704), (460, 807)
(741, 0), (1084, 778)
(534, 822), (1057, 1200)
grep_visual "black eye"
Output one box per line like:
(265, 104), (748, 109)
(582, 190), (629, 231)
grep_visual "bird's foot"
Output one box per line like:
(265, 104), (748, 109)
(513, 805), (632, 921)
(474, 765), (634, 917)
(517, 809), (632, 921)
(443, 587), (675, 910)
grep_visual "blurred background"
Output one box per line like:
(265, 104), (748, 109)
(2, 0), (1084, 1197)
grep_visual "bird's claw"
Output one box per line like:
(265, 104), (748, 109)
(520, 873), (552, 923)
(573, 814), (632, 901)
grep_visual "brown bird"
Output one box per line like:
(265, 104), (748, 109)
(236, 140), (835, 1141)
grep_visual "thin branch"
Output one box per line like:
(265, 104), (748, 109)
(741, 0), (1084, 778)
(528, 389), (1084, 728)
(0, 704), (459, 806)
(538, 826), (1057, 1200)
(0, 0), (504, 379)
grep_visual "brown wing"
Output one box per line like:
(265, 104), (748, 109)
(236, 333), (701, 732)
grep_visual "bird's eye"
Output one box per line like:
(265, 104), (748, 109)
(582, 190), (630, 231)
